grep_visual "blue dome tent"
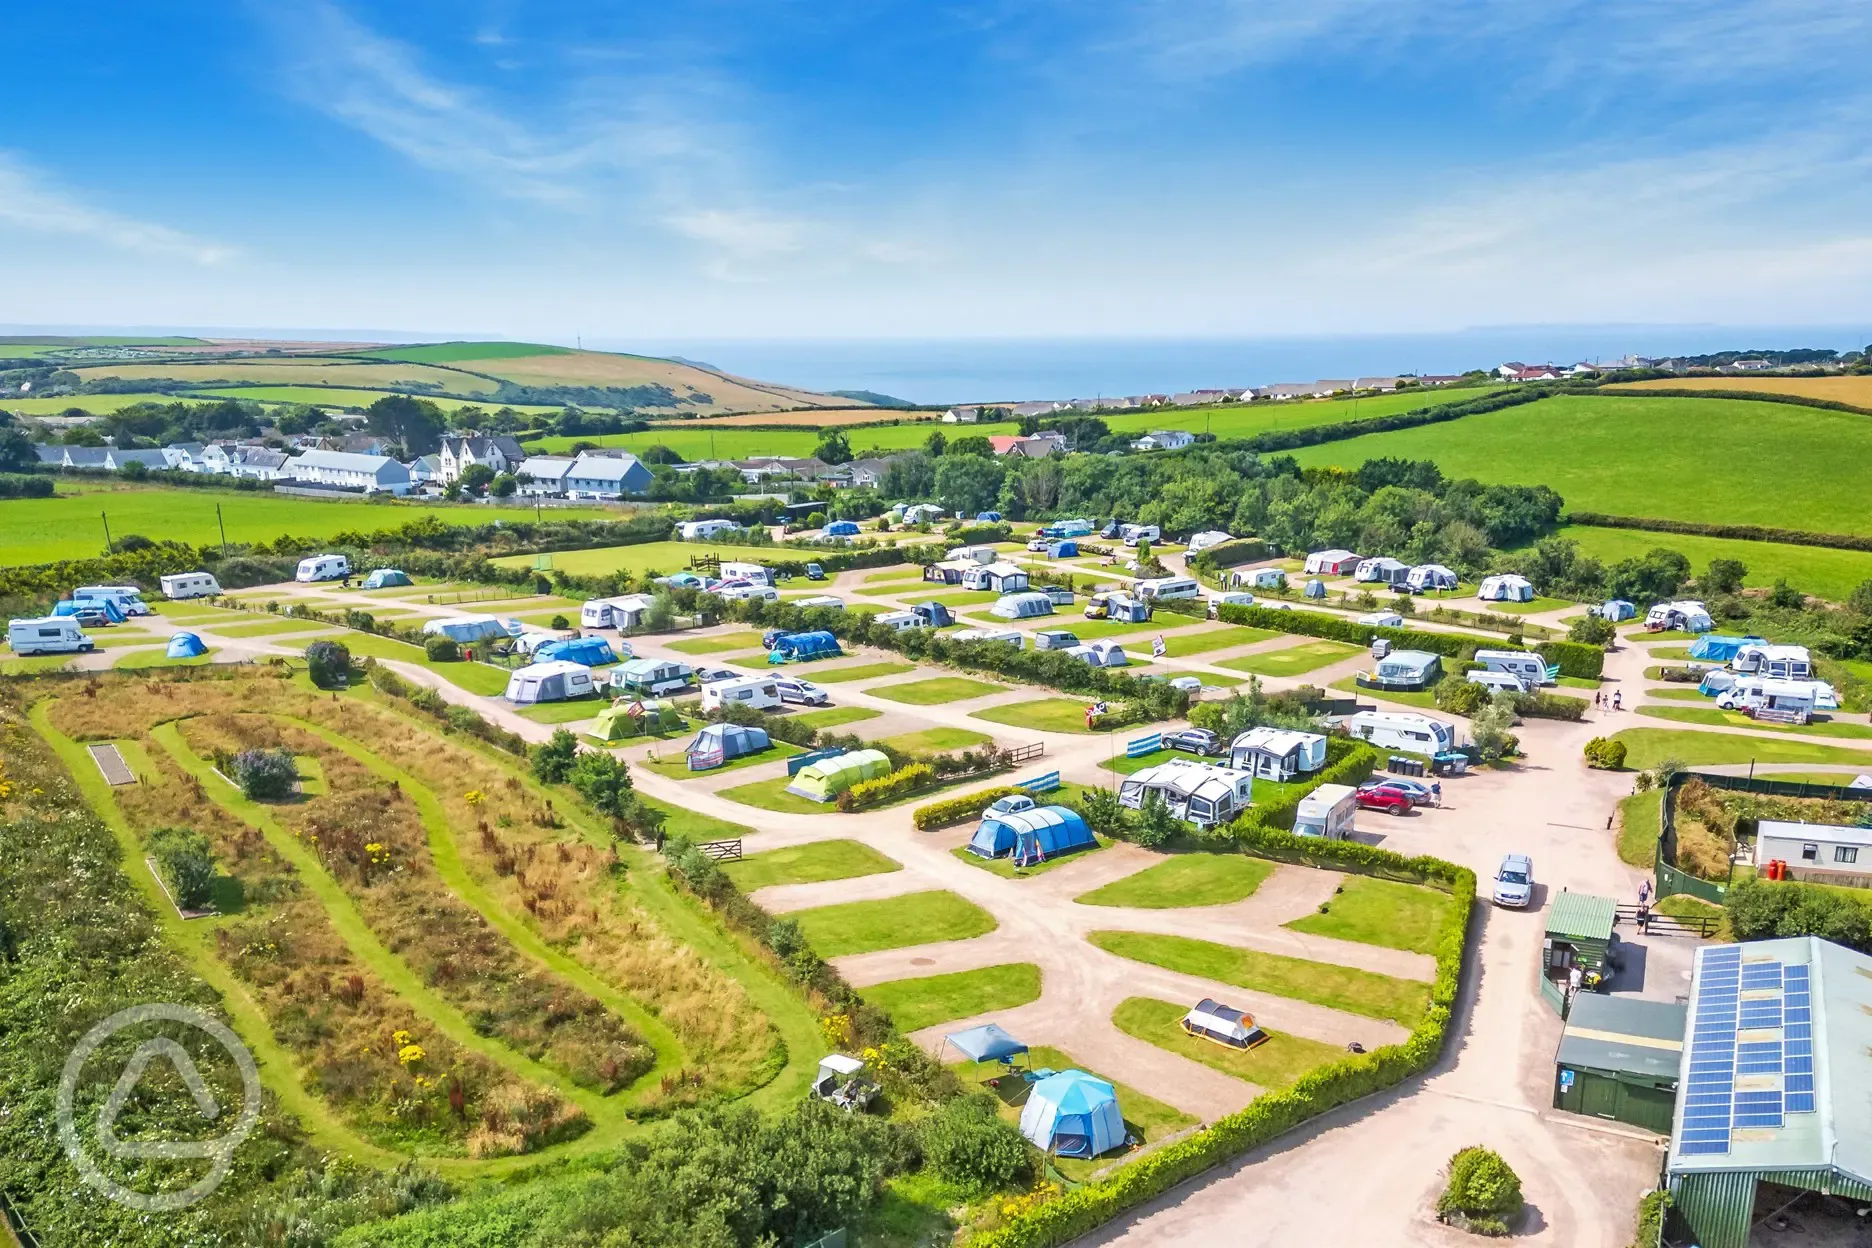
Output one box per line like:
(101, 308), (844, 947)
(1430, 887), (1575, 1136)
(360, 568), (412, 589)
(967, 806), (1096, 866)
(1018, 1070), (1125, 1158)
(1303, 578), (1327, 599)
(166, 631), (207, 659)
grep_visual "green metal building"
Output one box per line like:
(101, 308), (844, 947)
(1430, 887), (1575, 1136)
(1544, 890), (1618, 973)
(1553, 993), (1685, 1134)
(1666, 937), (1872, 1248)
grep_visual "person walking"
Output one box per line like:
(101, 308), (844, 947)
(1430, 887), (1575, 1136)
(1430, 780), (1442, 807)
(1594, 690), (1602, 708)
(1612, 690), (1622, 711)
(1638, 878), (1651, 906)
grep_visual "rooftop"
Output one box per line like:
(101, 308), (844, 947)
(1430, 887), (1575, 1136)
(1545, 891), (1618, 942)
(1557, 993), (1686, 1083)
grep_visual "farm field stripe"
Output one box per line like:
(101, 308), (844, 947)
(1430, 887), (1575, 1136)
(288, 717), (688, 1097)
(152, 721), (634, 1146)
(29, 702), (401, 1168)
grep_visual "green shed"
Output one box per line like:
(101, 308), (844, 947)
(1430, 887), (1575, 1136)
(1552, 993), (1684, 1134)
(1544, 889), (1617, 973)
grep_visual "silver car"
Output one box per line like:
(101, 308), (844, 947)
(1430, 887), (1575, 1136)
(1493, 854), (1534, 908)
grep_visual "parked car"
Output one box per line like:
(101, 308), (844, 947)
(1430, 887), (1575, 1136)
(986, 794), (1035, 817)
(1163, 728), (1222, 757)
(773, 677), (829, 707)
(1355, 783), (1415, 816)
(805, 563), (825, 580)
(1378, 776), (1434, 803)
(1027, 538), (1050, 552)
(1493, 854), (1534, 907)
(697, 667), (740, 684)
(71, 606), (114, 628)
(1100, 520), (1122, 539)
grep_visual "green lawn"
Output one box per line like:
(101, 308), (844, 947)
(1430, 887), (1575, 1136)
(718, 774), (846, 815)
(1283, 876), (1452, 955)
(0, 653), (82, 675)
(862, 963), (1042, 1033)
(1635, 705), (1872, 739)
(909, 590), (1002, 609)
(1089, 930), (1430, 1028)
(202, 617), (338, 638)
(302, 633), (515, 696)
(869, 676), (1007, 705)
(638, 794), (752, 844)
(881, 727), (994, 754)
(1617, 791), (1662, 868)
(1608, 728), (1872, 770)
(950, 836), (1111, 879)
(722, 840), (903, 891)
(1111, 997), (1345, 1089)
(1154, 625), (1280, 657)
(1481, 595), (1575, 614)
(1220, 640), (1362, 677)
(665, 631), (768, 655)
(1290, 393), (1872, 536)
(971, 697), (1100, 734)
(514, 697), (610, 725)
(791, 706), (882, 731)
(790, 890), (998, 957)
(1531, 524), (1872, 603)
(637, 740), (801, 781)
(808, 661), (919, 683)
(113, 646), (220, 670)
(1075, 854), (1276, 909)
(490, 540), (903, 579)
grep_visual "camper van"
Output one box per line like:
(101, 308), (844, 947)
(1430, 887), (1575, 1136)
(1344, 711), (1456, 754)
(8, 616), (94, 656)
(702, 675), (784, 713)
(1033, 630), (1080, 651)
(295, 554), (350, 583)
(1475, 649), (1553, 688)
(1134, 577), (1200, 602)
(1292, 784), (1358, 840)
(1121, 524), (1161, 547)
(75, 586), (152, 616)
(1467, 670), (1527, 695)
(159, 572), (223, 600)
(719, 562), (772, 586)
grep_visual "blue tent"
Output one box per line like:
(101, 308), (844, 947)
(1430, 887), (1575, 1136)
(166, 631), (206, 658)
(684, 722), (771, 770)
(1019, 1070), (1125, 1158)
(968, 806), (1096, 865)
(1303, 579), (1327, 599)
(1048, 540), (1079, 558)
(943, 1023), (1029, 1065)
(768, 630), (843, 661)
(57, 597), (126, 622)
(534, 637), (617, 667)
(1599, 599), (1636, 622)
(361, 568), (412, 589)
(1688, 634), (1764, 662)
(825, 520), (860, 536)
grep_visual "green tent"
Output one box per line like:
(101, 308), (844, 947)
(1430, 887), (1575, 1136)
(786, 749), (892, 803)
(588, 699), (681, 743)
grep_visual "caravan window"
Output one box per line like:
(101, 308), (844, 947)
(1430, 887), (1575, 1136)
(1837, 847), (1859, 864)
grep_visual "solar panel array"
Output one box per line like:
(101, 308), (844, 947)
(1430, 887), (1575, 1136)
(1680, 947), (1817, 1157)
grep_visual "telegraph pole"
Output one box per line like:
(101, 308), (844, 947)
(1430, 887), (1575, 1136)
(216, 502), (228, 553)
(101, 511), (113, 555)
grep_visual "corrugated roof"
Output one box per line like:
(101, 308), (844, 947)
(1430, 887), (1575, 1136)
(1557, 994), (1686, 1082)
(1545, 891), (1617, 942)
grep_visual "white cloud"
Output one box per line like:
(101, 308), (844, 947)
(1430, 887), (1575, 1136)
(0, 154), (234, 265)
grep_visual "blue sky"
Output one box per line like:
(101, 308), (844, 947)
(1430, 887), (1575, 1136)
(4, 1), (1871, 342)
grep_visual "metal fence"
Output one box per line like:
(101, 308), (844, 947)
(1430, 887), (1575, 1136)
(1017, 771), (1061, 794)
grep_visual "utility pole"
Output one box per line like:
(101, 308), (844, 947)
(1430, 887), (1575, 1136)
(216, 502), (228, 553)
(101, 510), (113, 555)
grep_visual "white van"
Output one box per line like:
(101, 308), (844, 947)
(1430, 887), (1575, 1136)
(702, 674), (783, 713)
(8, 616), (94, 655)
(75, 586), (153, 616)
(296, 554), (350, 583)
(720, 561), (772, 586)
(160, 572), (223, 600)
(1293, 784), (1358, 840)
(1121, 524), (1161, 547)
(1475, 649), (1552, 688)
(1345, 711), (1456, 754)
(1467, 670), (1527, 695)
(1135, 577), (1200, 601)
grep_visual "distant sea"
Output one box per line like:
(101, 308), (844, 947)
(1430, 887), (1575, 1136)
(620, 326), (1872, 407)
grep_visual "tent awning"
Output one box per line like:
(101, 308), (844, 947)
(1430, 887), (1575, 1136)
(944, 1023), (1028, 1063)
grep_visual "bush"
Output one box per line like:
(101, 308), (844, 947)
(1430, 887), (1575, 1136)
(1583, 737), (1628, 770)
(550, 614), (570, 630)
(230, 748), (297, 800)
(1434, 676), (1490, 717)
(569, 750), (635, 820)
(1070, 785), (1129, 835)
(1568, 614), (1616, 646)
(919, 1095), (1033, 1195)
(424, 635), (461, 662)
(532, 729), (581, 784)
(149, 826), (217, 910)
(914, 785), (1025, 830)
(1469, 697), (1518, 762)
(1436, 1146), (1523, 1235)
(1724, 876), (1872, 952)
(1132, 792), (1179, 847)
(305, 639), (352, 689)
(838, 763), (935, 812)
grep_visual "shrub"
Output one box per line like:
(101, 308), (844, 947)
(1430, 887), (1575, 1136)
(149, 826), (217, 911)
(305, 639), (352, 689)
(424, 635), (461, 662)
(230, 748), (297, 800)
(1132, 791), (1178, 847)
(569, 750), (635, 820)
(1567, 614), (1616, 646)
(914, 785), (1025, 830)
(532, 729), (581, 784)
(919, 1095), (1033, 1195)
(1469, 697), (1518, 762)
(550, 614), (570, 630)
(838, 763), (935, 812)
(1724, 876), (1872, 953)
(1518, 691), (1587, 721)
(1436, 1146), (1523, 1235)
(1434, 676), (1489, 717)
(1583, 737), (1627, 770)
(1070, 785), (1129, 835)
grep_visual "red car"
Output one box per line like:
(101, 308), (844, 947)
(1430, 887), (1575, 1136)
(1356, 783), (1416, 816)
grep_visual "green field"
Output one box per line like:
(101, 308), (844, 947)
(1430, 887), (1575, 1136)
(790, 706), (883, 731)
(861, 963), (1042, 1033)
(803, 661), (919, 683)
(868, 676), (1007, 705)
(191, 386), (564, 414)
(2, 484), (614, 564)
(1283, 876), (1451, 954)
(3, 391), (235, 415)
(1154, 625), (1280, 657)
(1527, 525), (1872, 602)
(490, 541), (823, 578)
(1096, 385), (1502, 440)
(664, 631), (768, 655)
(1074, 854), (1275, 909)
(880, 727), (994, 753)
(522, 421), (1020, 461)
(790, 890), (998, 957)
(970, 697), (1099, 733)
(1636, 706), (1872, 739)
(722, 840), (903, 892)
(359, 341), (572, 364)
(1607, 728), (1872, 770)
(1220, 640), (1362, 677)
(1111, 997), (1344, 1089)
(1290, 393), (1872, 535)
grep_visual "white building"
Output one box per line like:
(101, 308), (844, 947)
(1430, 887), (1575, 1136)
(944, 406), (981, 424)
(1756, 819), (1872, 882)
(438, 435), (527, 483)
(563, 452), (652, 498)
(1131, 430), (1196, 452)
(286, 448), (411, 494)
(514, 456), (576, 497)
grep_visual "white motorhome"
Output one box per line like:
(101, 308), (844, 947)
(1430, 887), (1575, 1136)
(159, 572), (222, 600)
(1121, 524), (1160, 547)
(1293, 784), (1358, 840)
(1344, 711), (1456, 754)
(580, 595), (657, 630)
(8, 616), (94, 655)
(716, 584), (779, 603)
(1467, 670), (1527, 694)
(1134, 577), (1200, 602)
(719, 561), (772, 586)
(1475, 649), (1553, 688)
(702, 674), (783, 713)
(1716, 678), (1819, 722)
(75, 586), (152, 616)
(295, 554), (350, 582)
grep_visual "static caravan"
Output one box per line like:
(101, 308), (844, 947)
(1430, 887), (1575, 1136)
(1293, 784), (1358, 840)
(609, 658), (694, 696)
(719, 561), (772, 586)
(963, 563), (1030, 593)
(1477, 574), (1534, 603)
(1644, 600), (1713, 633)
(950, 627), (1024, 647)
(295, 553), (349, 582)
(948, 545), (999, 565)
(1369, 649), (1443, 689)
(991, 592), (1056, 620)
(1475, 649), (1554, 688)
(1228, 727), (1327, 781)
(74, 586), (152, 616)
(1355, 557), (1411, 586)
(677, 519), (743, 540)
(1733, 643), (1812, 680)
(1754, 819), (1872, 883)
(1345, 711), (1456, 754)
(159, 572), (222, 600)
(7, 616), (93, 656)
(1304, 549), (1360, 576)
(504, 660), (595, 705)
(701, 674), (783, 713)
(1406, 564), (1459, 592)
(1134, 577), (1200, 602)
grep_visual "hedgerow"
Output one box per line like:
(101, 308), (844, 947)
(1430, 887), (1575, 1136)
(913, 785), (1028, 830)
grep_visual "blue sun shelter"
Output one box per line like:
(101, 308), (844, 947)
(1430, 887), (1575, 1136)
(166, 631), (207, 659)
(942, 1023), (1029, 1069)
(1019, 1070), (1125, 1158)
(968, 805), (1095, 866)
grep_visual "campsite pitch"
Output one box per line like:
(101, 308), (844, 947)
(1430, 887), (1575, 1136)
(869, 676), (1008, 705)
(723, 840), (903, 892)
(1074, 853), (1276, 909)
(1112, 998), (1345, 1089)
(1283, 876), (1453, 955)
(790, 890), (998, 957)
(861, 963), (1043, 1033)
(970, 698), (1101, 734)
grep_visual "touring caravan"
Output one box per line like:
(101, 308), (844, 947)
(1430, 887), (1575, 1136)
(719, 561), (772, 586)
(581, 594), (657, 630)
(1292, 784), (1358, 840)
(7, 616), (93, 656)
(422, 615), (509, 644)
(1477, 574), (1534, 603)
(1405, 564), (1458, 592)
(716, 584), (780, 603)
(1303, 549), (1359, 576)
(1645, 600), (1713, 633)
(1134, 577), (1199, 602)
(1119, 760), (1257, 828)
(609, 658), (695, 696)
(1185, 530), (1233, 554)
(1368, 650), (1442, 689)
(1344, 711), (1456, 754)
(950, 627), (1024, 647)
(503, 660), (595, 704)
(159, 572), (222, 600)
(1356, 611), (1405, 629)
(1733, 643), (1812, 680)
(1228, 728), (1327, 781)
(1475, 649), (1555, 688)
(295, 554), (350, 582)
(963, 563), (1030, 593)
(1354, 557), (1410, 586)
(1467, 670), (1527, 694)
(701, 674), (783, 713)
(948, 545), (999, 566)
(678, 518), (743, 541)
